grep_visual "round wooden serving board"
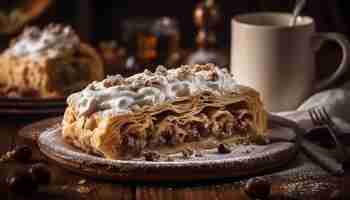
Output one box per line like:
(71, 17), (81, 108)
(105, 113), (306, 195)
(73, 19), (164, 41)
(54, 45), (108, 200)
(0, 97), (66, 116)
(38, 115), (301, 182)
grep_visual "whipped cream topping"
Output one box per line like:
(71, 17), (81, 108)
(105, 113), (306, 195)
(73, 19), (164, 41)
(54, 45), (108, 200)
(67, 64), (238, 117)
(4, 24), (80, 60)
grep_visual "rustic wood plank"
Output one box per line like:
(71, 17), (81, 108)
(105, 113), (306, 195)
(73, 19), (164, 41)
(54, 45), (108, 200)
(0, 120), (19, 153)
(0, 119), (135, 200)
(0, 120), (20, 198)
(136, 183), (247, 200)
(135, 161), (346, 200)
(1, 117), (350, 200)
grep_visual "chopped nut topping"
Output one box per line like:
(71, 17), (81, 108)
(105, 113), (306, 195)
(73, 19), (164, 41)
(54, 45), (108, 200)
(155, 65), (167, 75)
(217, 143), (231, 154)
(176, 68), (190, 81)
(207, 71), (219, 81)
(182, 148), (195, 159)
(143, 69), (153, 76)
(143, 151), (161, 161)
(195, 151), (203, 157)
(68, 64), (238, 117)
(102, 75), (125, 88)
(145, 77), (163, 87)
(193, 63), (215, 72)
(23, 27), (41, 40)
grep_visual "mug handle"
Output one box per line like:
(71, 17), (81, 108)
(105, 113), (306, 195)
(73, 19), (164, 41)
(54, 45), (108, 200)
(312, 33), (350, 91)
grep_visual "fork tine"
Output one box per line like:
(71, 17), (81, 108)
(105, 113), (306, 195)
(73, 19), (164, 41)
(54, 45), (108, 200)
(308, 109), (317, 126)
(312, 108), (322, 126)
(309, 108), (316, 125)
(316, 107), (327, 124)
(321, 107), (339, 130)
(319, 108), (327, 124)
(308, 109), (313, 123)
(321, 107), (332, 124)
(319, 107), (350, 162)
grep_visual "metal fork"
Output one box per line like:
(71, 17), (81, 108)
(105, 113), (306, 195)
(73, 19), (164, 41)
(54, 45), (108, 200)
(308, 107), (350, 163)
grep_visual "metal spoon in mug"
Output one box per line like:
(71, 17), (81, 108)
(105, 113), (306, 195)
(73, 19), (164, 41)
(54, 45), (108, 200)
(290, 0), (306, 26)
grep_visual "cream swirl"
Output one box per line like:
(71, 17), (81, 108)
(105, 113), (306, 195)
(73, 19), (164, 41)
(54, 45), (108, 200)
(67, 64), (238, 117)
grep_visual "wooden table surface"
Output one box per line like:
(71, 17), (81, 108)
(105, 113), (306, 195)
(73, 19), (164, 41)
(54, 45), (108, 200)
(0, 115), (350, 200)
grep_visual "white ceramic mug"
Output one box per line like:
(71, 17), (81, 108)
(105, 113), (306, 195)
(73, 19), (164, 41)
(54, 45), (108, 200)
(231, 12), (350, 112)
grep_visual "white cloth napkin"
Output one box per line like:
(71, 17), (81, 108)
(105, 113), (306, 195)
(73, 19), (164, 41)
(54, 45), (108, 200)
(274, 83), (350, 175)
(277, 81), (350, 133)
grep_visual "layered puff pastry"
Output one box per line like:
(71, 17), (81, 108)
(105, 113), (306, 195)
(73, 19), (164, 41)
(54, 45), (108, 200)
(62, 64), (267, 159)
(0, 24), (104, 98)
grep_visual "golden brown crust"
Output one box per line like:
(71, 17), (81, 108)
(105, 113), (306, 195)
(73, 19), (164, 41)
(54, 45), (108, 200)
(0, 42), (104, 98)
(62, 84), (267, 160)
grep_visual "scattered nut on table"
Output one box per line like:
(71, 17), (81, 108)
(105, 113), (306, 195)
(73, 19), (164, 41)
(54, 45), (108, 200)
(143, 151), (161, 161)
(217, 143), (231, 154)
(182, 148), (195, 159)
(244, 177), (271, 199)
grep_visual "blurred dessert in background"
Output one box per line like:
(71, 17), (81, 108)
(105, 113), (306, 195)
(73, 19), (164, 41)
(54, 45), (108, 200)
(0, 24), (104, 98)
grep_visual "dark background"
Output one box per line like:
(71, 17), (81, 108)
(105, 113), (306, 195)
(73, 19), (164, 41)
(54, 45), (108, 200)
(25, 0), (350, 48)
(1, 0), (350, 83)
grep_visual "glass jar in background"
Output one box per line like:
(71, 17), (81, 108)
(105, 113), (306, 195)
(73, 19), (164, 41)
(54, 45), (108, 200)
(98, 41), (129, 76)
(150, 17), (182, 68)
(186, 0), (228, 68)
(121, 17), (182, 73)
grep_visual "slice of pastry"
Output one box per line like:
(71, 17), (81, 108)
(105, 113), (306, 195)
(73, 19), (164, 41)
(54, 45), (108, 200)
(62, 64), (267, 159)
(0, 24), (104, 98)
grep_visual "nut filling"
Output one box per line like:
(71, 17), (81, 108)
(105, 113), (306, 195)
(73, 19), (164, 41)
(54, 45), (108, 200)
(115, 102), (254, 158)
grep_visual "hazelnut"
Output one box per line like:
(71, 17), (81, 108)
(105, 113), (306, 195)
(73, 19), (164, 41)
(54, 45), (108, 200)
(155, 65), (167, 75)
(12, 145), (32, 163)
(244, 177), (271, 199)
(217, 143), (231, 154)
(182, 148), (195, 159)
(7, 169), (38, 195)
(143, 151), (160, 161)
(29, 163), (51, 185)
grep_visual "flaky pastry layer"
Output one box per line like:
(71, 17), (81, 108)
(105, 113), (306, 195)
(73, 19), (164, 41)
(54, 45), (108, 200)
(63, 84), (267, 159)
